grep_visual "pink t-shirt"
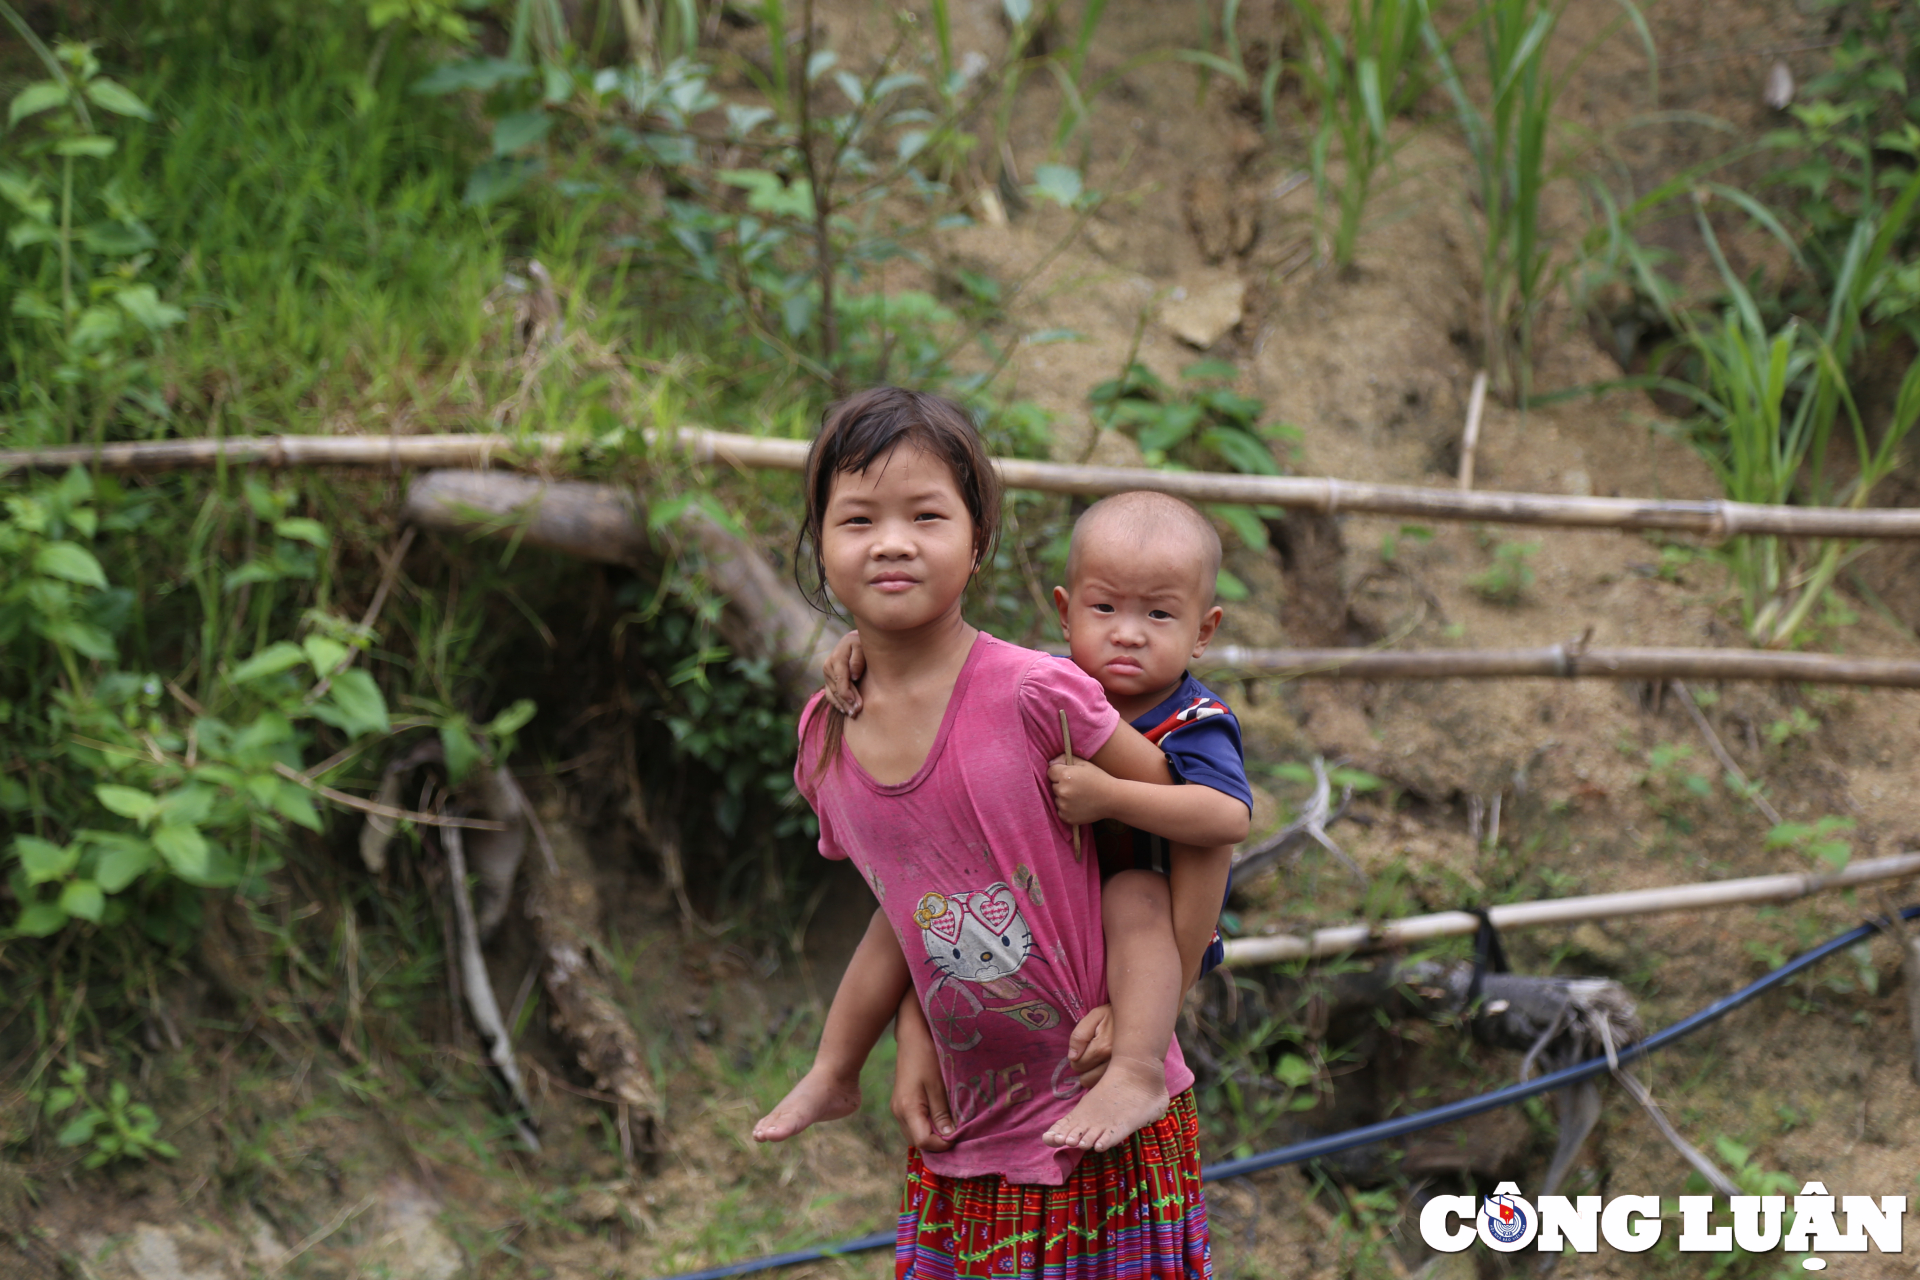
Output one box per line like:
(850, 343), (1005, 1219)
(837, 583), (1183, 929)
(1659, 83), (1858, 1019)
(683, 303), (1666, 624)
(796, 632), (1195, 1185)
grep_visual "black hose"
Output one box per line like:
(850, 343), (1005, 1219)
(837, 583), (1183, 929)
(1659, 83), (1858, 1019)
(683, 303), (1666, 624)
(653, 904), (1915, 1280)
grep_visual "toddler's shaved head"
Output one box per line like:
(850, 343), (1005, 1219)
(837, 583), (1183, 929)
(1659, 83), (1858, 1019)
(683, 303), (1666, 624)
(1065, 490), (1222, 602)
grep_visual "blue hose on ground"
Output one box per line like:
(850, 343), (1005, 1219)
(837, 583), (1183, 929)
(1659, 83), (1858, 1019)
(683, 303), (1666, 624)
(653, 904), (1916, 1280)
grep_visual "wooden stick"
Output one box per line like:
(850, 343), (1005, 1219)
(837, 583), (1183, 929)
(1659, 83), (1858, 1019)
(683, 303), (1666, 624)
(272, 761), (508, 830)
(306, 523), (415, 705)
(11, 428), (1920, 540)
(1671, 679), (1782, 826)
(444, 824), (541, 1148)
(1058, 710), (1081, 863)
(263, 1194), (378, 1277)
(1222, 851), (1920, 966)
(1195, 644), (1920, 688)
(1458, 370), (1488, 492)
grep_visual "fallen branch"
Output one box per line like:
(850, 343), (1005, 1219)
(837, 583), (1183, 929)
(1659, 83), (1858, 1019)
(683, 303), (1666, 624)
(1196, 644), (1920, 688)
(523, 802), (661, 1164)
(1671, 678), (1782, 826)
(443, 824), (541, 1149)
(1457, 370), (1488, 492)
(1230, 755), (1358, 888)
(264, 1193), (378, 1278)
(271, 761), (506, 831)
(1222, 851), (1920, 965)
(10, 428), (1920, 539)
(403, 469), (843, 702)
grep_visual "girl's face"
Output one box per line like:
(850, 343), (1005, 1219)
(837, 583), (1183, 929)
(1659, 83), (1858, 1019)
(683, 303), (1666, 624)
(819, 445), (977, 634)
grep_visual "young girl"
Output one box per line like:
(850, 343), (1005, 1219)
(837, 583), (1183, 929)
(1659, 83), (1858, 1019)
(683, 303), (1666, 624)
(779, 387), (1211, 1278)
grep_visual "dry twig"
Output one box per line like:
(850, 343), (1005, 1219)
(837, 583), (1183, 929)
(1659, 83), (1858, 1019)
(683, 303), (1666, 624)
(1671, 679), (1782, 826)
(308, 524), (416, 705)
(444, 825), (540, 1149)
(1457, 370), (1488, 491)
(272, 762), (506, 831)
(1231, 755), (1358, 888)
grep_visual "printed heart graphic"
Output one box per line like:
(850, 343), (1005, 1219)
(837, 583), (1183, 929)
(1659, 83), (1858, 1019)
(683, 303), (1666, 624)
(917, 893), (964, 944)
(972, 884), (1016, 934)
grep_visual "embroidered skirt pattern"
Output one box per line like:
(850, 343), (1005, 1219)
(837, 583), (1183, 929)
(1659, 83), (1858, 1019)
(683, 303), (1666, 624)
(896, 1090), (1211, 1280)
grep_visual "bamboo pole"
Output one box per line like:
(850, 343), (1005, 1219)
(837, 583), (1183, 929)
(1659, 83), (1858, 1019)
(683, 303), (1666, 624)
(1195, 644), (1920, 688)
(1221, 851), (1920, 966)
(9, 429), (1920, 540)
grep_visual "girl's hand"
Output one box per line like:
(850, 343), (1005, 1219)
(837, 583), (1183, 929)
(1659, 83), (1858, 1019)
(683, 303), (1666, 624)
(821, 630), (867, 716)
(892, 996), (955, 1152)
(1047, 755), (1116, 826)
(1067, 1004), (1114, 1088)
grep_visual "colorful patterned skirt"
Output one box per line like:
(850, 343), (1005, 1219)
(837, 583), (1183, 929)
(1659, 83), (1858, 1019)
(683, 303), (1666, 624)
(896, 1090), (1211, 1280)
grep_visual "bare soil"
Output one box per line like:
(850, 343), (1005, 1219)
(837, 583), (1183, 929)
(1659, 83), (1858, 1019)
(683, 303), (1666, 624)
(9, 1), (1920, 1277)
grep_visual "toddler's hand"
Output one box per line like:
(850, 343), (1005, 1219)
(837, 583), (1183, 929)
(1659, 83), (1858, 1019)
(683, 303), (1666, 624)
(1067, 1004), (1114, 1089)
(822, 629), (867, 716)
(1047, 755), (1115, 826)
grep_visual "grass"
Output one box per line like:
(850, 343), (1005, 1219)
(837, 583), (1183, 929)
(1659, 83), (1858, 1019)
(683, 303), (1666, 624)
(1, 12), (522, 446)
(1609, 179), (1920, 647)
(1277, 0), (1429, 270)
(1423, 0), (1653, 404)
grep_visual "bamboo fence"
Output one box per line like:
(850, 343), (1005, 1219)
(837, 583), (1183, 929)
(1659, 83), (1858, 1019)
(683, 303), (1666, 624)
(1221, 851), (1920, 966)
(8, 428), (1920, 540)
(1194, 644), (1920, 688)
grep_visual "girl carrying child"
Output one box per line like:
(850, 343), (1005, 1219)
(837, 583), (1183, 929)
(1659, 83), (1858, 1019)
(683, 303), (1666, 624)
(780, 387), (1211, 1279)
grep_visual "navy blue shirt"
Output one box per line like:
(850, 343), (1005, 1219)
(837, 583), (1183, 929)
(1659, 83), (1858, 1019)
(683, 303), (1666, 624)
(1088, 672), (1249, 975)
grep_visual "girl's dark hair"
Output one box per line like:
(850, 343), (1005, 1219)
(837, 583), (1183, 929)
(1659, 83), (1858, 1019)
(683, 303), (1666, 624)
(794, 387), (1001, 779)
(793, 386), (1001, 612)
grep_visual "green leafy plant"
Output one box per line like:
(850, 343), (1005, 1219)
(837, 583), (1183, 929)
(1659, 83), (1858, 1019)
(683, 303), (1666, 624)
(1089, 359), (1301, 553)
(1637, 741), (1713, 824)
(1305, 1177), (1409, 1280)
(1467, 538), (1537, 603)
(1279, 0), (1430, 269)
(1, 469), (390, 942)
(1197, 1013), (1322, 1158)
(1764, 815), (1855, 870)
(1762, 1), (1920, 339)
(0, 16), (183, 445)
(1652, 1135), (1803, 1278)
(1764, 706), (1820, 748)
(37, 1062), (178, 1168)
(1378, 523), (1433, 564)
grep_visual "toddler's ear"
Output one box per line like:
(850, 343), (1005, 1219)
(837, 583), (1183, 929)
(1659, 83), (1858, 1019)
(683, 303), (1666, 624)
(1191, 603), (1225, 657)
(1052, 585), (1072, 637)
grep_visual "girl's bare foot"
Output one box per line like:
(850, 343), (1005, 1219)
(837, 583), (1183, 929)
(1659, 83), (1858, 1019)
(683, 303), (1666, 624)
(753, 1069), (861, 1142)
(1040, 1054), (1168, 1153)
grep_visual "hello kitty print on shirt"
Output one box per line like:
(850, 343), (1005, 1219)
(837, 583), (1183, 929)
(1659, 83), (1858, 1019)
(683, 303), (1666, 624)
(915, 884), (1062, 1048)
(916, 885), (1034, 982)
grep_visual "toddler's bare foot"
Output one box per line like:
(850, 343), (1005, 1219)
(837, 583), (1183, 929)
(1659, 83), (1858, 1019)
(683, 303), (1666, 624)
(753, 1069), (861, 1142)
(1041, 1054), (1168, 1153)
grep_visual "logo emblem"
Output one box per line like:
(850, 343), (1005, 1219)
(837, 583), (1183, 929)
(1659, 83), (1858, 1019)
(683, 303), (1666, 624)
(1485, 1195), (1526, 1243)
(1476, 1183), (1539, 1252)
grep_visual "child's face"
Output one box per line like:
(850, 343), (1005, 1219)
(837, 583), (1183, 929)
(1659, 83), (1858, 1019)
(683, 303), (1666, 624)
(1053, 535), (1222, 707)
(819, 445), (977, 633)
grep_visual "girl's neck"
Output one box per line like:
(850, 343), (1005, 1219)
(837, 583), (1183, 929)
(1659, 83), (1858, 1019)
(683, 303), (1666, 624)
(852, 603), (977, 692)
